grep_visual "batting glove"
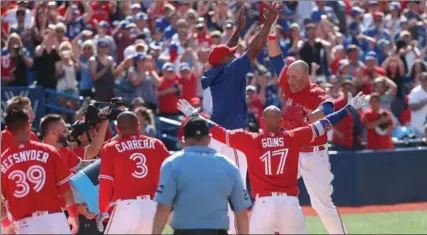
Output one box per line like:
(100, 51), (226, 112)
(177, 99), (200, 117)
(96, 213), (110, 232)
(347, 92), (367, 110)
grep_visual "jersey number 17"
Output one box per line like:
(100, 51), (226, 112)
(260, 149), (289, 175)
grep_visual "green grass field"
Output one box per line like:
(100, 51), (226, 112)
(306, 211), (427, 234)
(163, 211), (427, 234)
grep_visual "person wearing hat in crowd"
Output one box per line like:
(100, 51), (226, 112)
(113, 20), (136, 63)
(88, 39), (116, 102)
(135, 12), (151, 41)
(152, 116), (251, 235)
(201, 4), (279, 233)
(158, 62), (182, 116)
(221, 20), (235, 44)
(63, 1), (93, 40)
(131, 3), (142, 17)
(2, 0), (33, 33)
(93, 20), (116, 56)
(128, 53), (161, 111)
(362, 1), (379, 32)
(178, 62), (198, 102)
(365, 11), (390, 41)
(385, 2), (402, 35)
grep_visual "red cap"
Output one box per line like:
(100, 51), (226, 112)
(190, 97), (201, 106)
(373, 11), (384, 20)
(208, 44), (238, 67)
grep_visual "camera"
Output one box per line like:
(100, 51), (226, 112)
(68, 97), (125, 141)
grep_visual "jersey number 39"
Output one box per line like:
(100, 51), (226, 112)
(260, 149), (289, 175)
(8, 165), (46, 198)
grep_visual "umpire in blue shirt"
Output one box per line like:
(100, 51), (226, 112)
(152, 117), (252, 235)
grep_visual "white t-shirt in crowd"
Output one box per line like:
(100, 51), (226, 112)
(408, 85), (427, 136)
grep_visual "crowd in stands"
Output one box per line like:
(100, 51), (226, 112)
(2, 0), (427, 151)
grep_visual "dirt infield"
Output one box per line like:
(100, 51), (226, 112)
(302, 202), (427, 216)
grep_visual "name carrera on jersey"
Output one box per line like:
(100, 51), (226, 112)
(261, 137), (285, 148)
(1, 150), (49, 173)
(115, 139), (156, 153)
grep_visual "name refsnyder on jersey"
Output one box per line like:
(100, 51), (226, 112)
(1, 150), (50, 173)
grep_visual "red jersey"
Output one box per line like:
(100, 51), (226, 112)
(362, 108), (394, 150)
(211, 124), (317, 197)
(98, 135), (169, 212)
(72, 146), (87, 160)
(332, 96), (362, 148)
(1, 129), (39, 154)
(1, 141), (72, 221)
(279, 66), (333, 146)
(58, 147), (82, 173)
(158, 76), (181, 114)
(178, 74), (197, 102)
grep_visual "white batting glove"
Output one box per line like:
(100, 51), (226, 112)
(177, 99), (200, 117)
(347, 92), (367, 110)
(96, 213), (109, 232)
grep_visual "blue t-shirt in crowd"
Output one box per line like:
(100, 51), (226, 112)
(67, 16), (86, 39)
(155, 146), (252, 230)
(155, 17), (171, 32)
(163, 25), (177, 41)
(79, 56), (92, 91)
(201, 53), (252, 130)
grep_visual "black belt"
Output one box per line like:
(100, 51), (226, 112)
(173, 229), (228, 235)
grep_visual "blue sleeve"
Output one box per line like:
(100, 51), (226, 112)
(311, 106), (353, 137)
(320, 102), (334, 115)
(229, 167), (252, 212)
(154, 160), (176, 206)
(224, 53), (251, 82)
(269, 55), (285, 76)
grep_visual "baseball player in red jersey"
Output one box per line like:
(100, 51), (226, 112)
(39, 114), (82, 173)
(0, 109), (79, 234)
(177, 92), (365, 234)
(98, 111), (170, 234)
(1, 96), (38, 154)
(268, 24), (347, 233)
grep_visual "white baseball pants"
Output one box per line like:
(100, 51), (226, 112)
(104, 196), (156, 234)
(250, 193), (306, 234)
(299, 148), (347, 234)
(210, 138), (248, 234)
(16, 212), (71, 234)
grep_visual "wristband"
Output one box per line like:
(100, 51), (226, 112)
(268, 35), (277, 40)
(1, 218), (11, 227)
(66, 204), (78, 218)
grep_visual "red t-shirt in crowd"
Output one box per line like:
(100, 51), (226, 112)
(248, 94), (264, 126)
(1, 141), (72, 221)
(332, 96), (362, 148)
(178, 73), (197, 102)
(89, 2), (112, 25)
(1, 129), (39, 154)
(1, 51), (15, 81)
(158, 76), (181, 114)
(362, 108), (395, 150)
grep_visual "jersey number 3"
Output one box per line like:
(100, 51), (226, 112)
(260, 149), (289, 175)
(8, 165), (46, 198)
(130, 153), (148, 179)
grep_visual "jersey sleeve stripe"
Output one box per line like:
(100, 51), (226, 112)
(70, 160), (82, 172)
(310, 125), (316, 143)
(99, 175), (114, 181)
(226, 130), (231, 148)
(57, 174), (73, 186)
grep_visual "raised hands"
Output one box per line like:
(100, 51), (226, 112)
(237, 7), (246, 31)
(177, 99), (200, 117)
(347, 92), (367, 110)
(264, 2), (283, 24)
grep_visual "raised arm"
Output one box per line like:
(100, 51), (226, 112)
(247, 3), (280, 63)
(226, 7), (246, 48)
(289, 92), (366, 146)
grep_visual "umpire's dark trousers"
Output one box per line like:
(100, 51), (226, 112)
(173, 229), (228, 235)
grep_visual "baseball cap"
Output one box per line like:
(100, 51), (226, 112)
(351, 6), (364, 17)
(365, 51), (377, 61)
(183, 117), (210, 139)
(162, 62), (174, 72)
(98, 20), (110, 29)
(136, 12), (148, 21)
(131, 3), (141, 9)
(246, 85), (257, 93)
(179, 63), (191, 72)
(390, 2), (401, 11)
(97, 39), (108, 47)
(373, 12), (384, 21)
(225, 21), (234, 29)
(208, 44), (237, 67)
